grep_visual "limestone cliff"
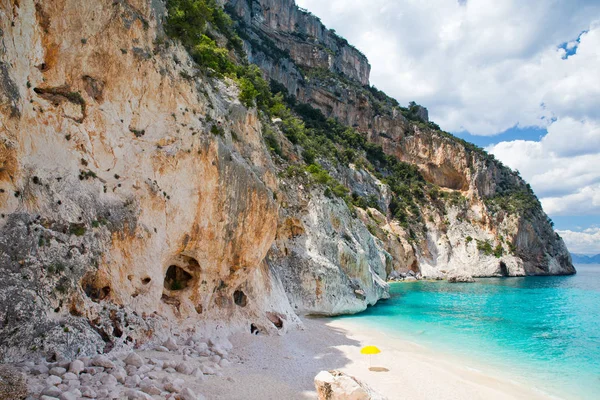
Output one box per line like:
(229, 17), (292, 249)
(0, 0), (389, 362)
(226, 0), (574, 279)
(0, 0), (572, 363)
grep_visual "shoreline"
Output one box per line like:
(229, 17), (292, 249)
(199, 317), (559, 400)
(325, 317), (559, 400)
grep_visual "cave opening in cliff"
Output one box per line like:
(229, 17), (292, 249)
(499, 261), (509, 277)
(233, 289), (247, 307)
(164, 265), (193, 291)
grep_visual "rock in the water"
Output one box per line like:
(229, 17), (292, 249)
(0, 365), (28, 400)
(447, 273), (476, 283)
(124, 353), (145, 368)
(314, 370), (384, 400)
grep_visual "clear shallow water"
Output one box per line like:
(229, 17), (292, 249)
(339, 265), (600, 399)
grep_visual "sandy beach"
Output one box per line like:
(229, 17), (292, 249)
(198, 317), (557, 400)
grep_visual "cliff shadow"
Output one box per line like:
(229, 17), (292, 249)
(198, 316), (362, 399)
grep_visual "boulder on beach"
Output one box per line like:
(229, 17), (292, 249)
(314, 370), (386, 400)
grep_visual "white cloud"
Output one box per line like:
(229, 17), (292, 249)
(487, 118), (600, 193)
(487, 118), (600, 216)
(556, 228), (600, 254)
(296, 0), (600, 135)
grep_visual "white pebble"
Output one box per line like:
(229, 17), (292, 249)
(125, 389), (154, 400)
(175, 362), (193, 375)
(219, 359), (231, 368)
(140, 381), (162, 395)
(180, 387), (205, 400)
(100, 373), (118, 386)
(62, 372), (78, 381)
(92, 355), (115, 369)
(163, 338), (178, 351)
(80, 386), (97, 398)
(59, 391), (78, 400)
(49, 367), (66, 376)
(164, 378), (184, 393)
(112, 368), (127, 383)
(41, 385), (62, 397)
(124, 353), (145, 368)
(46, 375), (62, 386)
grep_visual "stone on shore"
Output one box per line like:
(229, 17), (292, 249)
(314, 370), (385, 400)
(124, 353), (145, 368)
(180, 387), (205, 400)
(92, 355), (115, 369)
(68, 360), (85, 375)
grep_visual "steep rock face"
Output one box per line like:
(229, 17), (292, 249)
(227, 0), (370, 88)
(226, 0), (574, 278)
(0, 0), (392, 362)
(269, 188), (389, 316)
(0, 0), (291, 361)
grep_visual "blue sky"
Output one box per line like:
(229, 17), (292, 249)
(297, 0), (600, 254)
(454, 126), (547, 148)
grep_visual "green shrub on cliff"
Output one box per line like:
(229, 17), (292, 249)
(476, 240), (494, 256)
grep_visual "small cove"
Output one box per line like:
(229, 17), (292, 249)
(337, 265), (600, 399)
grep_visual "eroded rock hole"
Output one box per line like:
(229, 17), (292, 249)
(84, 283), (111, 302)
(266, 312), (284, 330)
(233, 290), (247, 307)
(164, 265), (192, 291)
(499, 261), (509, 277)
(141, 277), (151, 285)
(250, 323), (259, 335)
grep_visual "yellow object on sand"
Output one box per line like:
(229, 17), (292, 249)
(360, 345), (381, 355)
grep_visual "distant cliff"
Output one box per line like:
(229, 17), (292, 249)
(571, 254), (600, 264)
(0, 0), (573, 363)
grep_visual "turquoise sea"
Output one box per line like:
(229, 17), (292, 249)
(339, 265), (600, 399)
